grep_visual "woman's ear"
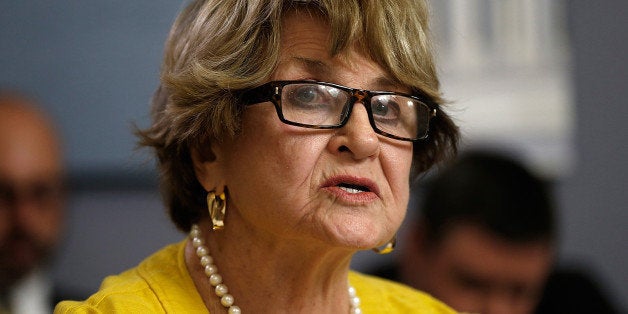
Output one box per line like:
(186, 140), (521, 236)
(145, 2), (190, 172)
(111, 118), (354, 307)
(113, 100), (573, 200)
(190, 141), (226, 194)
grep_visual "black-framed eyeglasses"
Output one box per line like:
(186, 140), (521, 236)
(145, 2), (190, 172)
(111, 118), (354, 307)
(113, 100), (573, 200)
(240, 80), (437, 142)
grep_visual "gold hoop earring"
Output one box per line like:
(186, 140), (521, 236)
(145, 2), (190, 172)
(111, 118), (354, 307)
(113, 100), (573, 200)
(372, 235), (396, 254)
(207, 191), (226, 230)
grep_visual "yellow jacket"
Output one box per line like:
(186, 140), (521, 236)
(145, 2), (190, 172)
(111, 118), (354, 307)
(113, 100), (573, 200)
(55, 240), (455, 313)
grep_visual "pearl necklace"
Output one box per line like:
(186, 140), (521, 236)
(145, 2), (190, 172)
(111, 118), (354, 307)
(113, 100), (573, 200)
(190, 224), (362, 314)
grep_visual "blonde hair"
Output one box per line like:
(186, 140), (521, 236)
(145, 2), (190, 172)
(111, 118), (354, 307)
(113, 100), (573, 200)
(138, 0), (458, 231)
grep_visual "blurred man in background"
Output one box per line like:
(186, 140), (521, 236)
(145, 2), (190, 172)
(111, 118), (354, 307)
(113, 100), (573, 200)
(0, 91), (66, 314)
(399, 150), (555, 314)
(372, 150), (618, 314)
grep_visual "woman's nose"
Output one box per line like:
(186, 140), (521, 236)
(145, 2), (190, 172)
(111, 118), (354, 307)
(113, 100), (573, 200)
(328, 102), (380, 160)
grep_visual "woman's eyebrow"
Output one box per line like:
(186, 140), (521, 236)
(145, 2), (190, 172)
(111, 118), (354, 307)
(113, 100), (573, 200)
(371, 76), (403, 91)
(291, 56), (403, 91)
(292, 56), (331, 76)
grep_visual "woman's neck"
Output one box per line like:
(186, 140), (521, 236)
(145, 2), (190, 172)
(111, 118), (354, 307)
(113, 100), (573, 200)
(185, 220), (356, 313)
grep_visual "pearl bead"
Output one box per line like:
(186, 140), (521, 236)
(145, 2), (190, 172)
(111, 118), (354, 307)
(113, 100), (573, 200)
(204, 264), (218, 276)
(192, 237), (203, 248)
(350, 296), (361, 307)
(190, 227), (200, 238)
(228, 305), (241, 314)
(221, 294), (234, 307)
(209, 273), (222, 286)
(196, 246), (208, 257)
(348, 286), (357, 296)
(200, 255), (212, 266)
(215, 284), (228, 296)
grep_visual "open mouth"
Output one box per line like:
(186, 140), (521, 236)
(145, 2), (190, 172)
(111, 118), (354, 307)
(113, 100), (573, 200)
(336, 182), (371, 194)
(322, 175), (379, 197)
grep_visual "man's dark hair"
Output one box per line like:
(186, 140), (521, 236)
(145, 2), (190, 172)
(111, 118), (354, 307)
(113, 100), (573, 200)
(420, 149), (556, 245)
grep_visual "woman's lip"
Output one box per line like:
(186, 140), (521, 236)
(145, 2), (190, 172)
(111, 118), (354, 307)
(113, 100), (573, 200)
(321, 175), (380, 197)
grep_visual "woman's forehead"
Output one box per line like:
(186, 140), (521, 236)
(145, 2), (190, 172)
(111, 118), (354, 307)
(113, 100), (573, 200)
(276, 12), (404, 91)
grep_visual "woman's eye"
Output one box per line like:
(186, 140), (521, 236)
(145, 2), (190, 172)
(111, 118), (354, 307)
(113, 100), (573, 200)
(294, 87), (319, 104)
(373, 100), (390, 116)
(287, 85), (337, 110)
(372, 98), (400, 120)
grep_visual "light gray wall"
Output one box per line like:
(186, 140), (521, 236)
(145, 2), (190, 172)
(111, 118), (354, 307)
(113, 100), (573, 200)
(1, 1), (626, 311)
(52, 190), (181, 294)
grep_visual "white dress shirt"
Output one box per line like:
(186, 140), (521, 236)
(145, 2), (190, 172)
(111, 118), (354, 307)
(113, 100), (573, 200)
(7, 269), (52, 314)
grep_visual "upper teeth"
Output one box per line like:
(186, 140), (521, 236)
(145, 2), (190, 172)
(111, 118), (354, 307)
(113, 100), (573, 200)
(339, 186), (362, 194)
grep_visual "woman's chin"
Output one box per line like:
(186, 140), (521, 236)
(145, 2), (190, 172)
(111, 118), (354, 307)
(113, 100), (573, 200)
(327, 224), (389, 251)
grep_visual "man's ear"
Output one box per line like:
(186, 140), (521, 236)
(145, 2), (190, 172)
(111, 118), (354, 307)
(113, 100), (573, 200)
(399, 221), (429, 287)
(402, 221), (427, 260)
(190, 141), (226, 194)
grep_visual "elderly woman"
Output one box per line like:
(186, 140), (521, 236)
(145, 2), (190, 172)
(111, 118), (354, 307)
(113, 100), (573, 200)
(56, 0), (458, 313)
